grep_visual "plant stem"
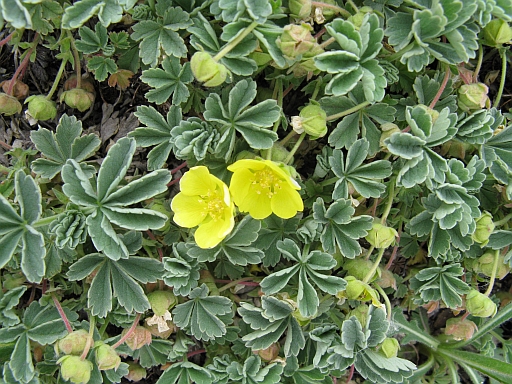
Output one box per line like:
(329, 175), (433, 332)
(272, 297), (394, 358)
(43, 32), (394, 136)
(363, 247), (386, 283)
(494, 213), (512, 227)
(46, 59), (68, 100)
(279, 130), (298, 146)
(380, 180), (396, 224)
(429, 64), (450, 109)
(375, 284), (392, 321)
(311, 1), (351, 17)
(33, 213), (64, 228)
(493, 47), (508, 108)
(80, 315), (96, 360)
(214, 21), (258, 62)
(113, 313), (141, 349)
(0, 31), (14, 47)
(52, 294), (73, 333)
(326, 101), (370, 122)
(473, 45), (484, 82)
(171, 162), (188, 174)
(285, 132), (306, 164)
(98, 316), (110, 338)
(346, 0), (359, 12)
(67, 30), (82, 89)
(484, 249), (500, 296)
(218, 277), (259, 293)
(319, 36), (336, 50)
(7, 33), (39, 96)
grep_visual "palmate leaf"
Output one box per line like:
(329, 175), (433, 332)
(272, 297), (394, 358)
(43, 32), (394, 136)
(30, 114), (100, 179)
(131, 7), (192, 67)
(140, 56), (193, 105)
(129, 105), (182, 170)
(156, 361), (211, 384)
(61, 137), (171, 260)
(162, 243), (201, 296)
(67, 253), (163, 317)
(355, 349), (416, 384)
(226, 355), (283, 384)
(0, 286), (27, 327)
(313, 197), (373, 257)
(260, 239), (346, 317)
(481, 121), (512, 173)
(87, 55), (117, 81)
(203, 79), (280, 160)
(172, 284), (233, 341)
(0, 171), (45, 283)
(239, 296), (306, 357)
(74, 23), (109, 54)
(329, 139), (392, 200)
(61, 0), (124, 29)
(409, 263), (470, 308)
(188, 216), (264, 266)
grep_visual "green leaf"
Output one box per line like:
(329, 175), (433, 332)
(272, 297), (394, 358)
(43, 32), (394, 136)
(329, 139), (392, 199)
(481, 123), (512, 173)
(163, 243), (201, 296)
(15, 170), (41, 224)
(172, 284), (233, 341)
(132, 339), (174, 368)
(140, 56), (193, 105)
(62, 0), (122, 29)
(0, 286), (26, 327)
(313, 197), (373, 257)
(156, 361), (211, 384)
(226, 355), (283, 384)
(391, 308), (440, 349)
(87, 55), (117, 81)
(204, 79), (279, 158)
(9, 332), (34, 383)
(355, 349), (416, 383)
(75, 23), (108, 54)
(31, 114), (101, 179)
(1, 0), (32, 29)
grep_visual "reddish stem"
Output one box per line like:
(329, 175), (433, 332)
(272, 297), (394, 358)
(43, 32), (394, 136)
(0, 32), (14, 48)
(146, 230), (164, 261)
(214, 279), (260, 286)
(42, 279), (47, 294)
(385, 228), (402, 270)
(282, 84), (295, 98)
(346, 364), (355, 382)
(0, 140), (12, 150)
(113, 313), (141, 349)
(171, 162), (188, 174)
(52, 294), (73, 333)
(7, 33), (39, 96)
(187, 349), (206, 359)
(460, 311), (470, 321)
(429, 65), (451, 109)
(167, 177), (181, 187)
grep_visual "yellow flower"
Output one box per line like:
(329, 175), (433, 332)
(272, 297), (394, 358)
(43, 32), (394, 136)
(227, 159), (303, 219)
(171, 166), (234, 248)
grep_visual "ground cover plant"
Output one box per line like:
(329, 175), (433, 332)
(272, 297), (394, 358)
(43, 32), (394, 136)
(1, 0), (512, 383)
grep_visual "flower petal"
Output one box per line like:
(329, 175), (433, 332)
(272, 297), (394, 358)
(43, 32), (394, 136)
(229, 167), (253, 206)
(271, 187), (304, 219)
(195, 216), (233, 248)
(227, 159), (266, 172)
(179, 166), (216, 196)
(171, 193), (207, 227)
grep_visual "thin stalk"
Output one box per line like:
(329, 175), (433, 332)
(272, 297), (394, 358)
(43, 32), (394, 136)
(326, 101), (370, 122)
(33, 213), (65, 228)
(52, 294), (73, 333)
(385, 42), (415, 62)
(171, 162), (188, 174)
(494, 212), (512, 227)
(363, 247), (386, 283)
(0, 31), (14, 47)
(380, 181), (396, 224)
(375, 284), (392, 321)
(80, 315), (96, 360)
(218, 277), (259, 293)
(284, 132), (306, 164)
(67, 30), (82, 89)
(473, 45), (484, 82)
(311, 1), (351, 17)
(319, 36), (336, 50)
(279, 130), (297, 146)
(493, 47), (508, 108)
(98, 317), (110, 338)
(484, 249), (500, 296)
(113, 313), (141, 349)
(345, 0), (359, 12)
(7, 33), (39, 96)
(214, 22), (258, 61)
(429, 64), (450, 109)
(46, 59), (68, 100)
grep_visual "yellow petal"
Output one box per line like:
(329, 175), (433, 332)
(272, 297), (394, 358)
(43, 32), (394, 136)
(171, 193), (207, 227)
(227, 159), (266, 172)
(271, 187), (303, 219)
(229, 167), (253, 206)
(179, 166), (216, 196)
(194, 216), (233, 248)
(244, 189), (273, 219)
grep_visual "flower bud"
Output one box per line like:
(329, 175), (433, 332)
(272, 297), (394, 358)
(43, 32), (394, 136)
(277, 24), (318, 59)
(147, 290), (177, 316)
(474, 251), (510, 280)
(261, 143), (292, 163)
(379, 337), (400, 358)
(339, 276), (378, 303)
(122, 326), (152, 351)
(25, 95), (57, 121)
(64, 75), (96, 94)
(289, 0), (312, 19)
(376, 269), (397, 290)
(190, 51), (228, 87)
(465, 289), (497, 317)
(60, 88), (95, 112)
(57, 355), (93, 384)
(291, 104), (327, 139)
(343, 258), (378, 281)
(365, 221), (398, 249)
(94, 342), (121, 371)
(292, 306), (313, 326)
(256, 343), (280, 362)
(483, 19), (512, 47)
(0, 79), (29, 100)
(346, 304), (369, 326)
(472, 212), (495, 246)
(445, 317), (478, 341)
(380, 123), (400, 149)
(55, 330), (89, 356)
(0, 93), (22, 116)
(144, 318), (175, 339)
(125, 362), (147, 382)
(458, 83), (490, 112)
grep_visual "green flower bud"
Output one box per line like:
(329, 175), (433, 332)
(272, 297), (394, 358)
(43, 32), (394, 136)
(60, 88), (95, 112)
(376, 269), (397, 290)
(57, 355), (93, 384)
(289, 0), (312, 19)
(458, 83), (490, 112)
(125, 362), (147, 382)
(475, 251), (510, 280)
(1, 79), (29, 100)
(483, 19), (512, 47)
(122, 326), (152, 351)
(292, 306), (313, 326)
(94, 342), (121, 371)
(277, 24), (318, 59)
(256, 342), (280, 362)
(380, 123), (400, 149)
(190, 51), (228, 87)
(343, 258), (378, 281)
(0, 93), (22, 116)
(472, 212), (495, 245)
(465, 289), (497, 317)
(445, 317), (478, 341)
(55, 330), (89, 356)
(261, 143), (292, 163)
(379, 337), (400, 358)
(147, 290), (177, 316)
(49, 210), (88, 249)
(25, 95), (57, 121)
(339, 276), (379, 303)
(365, 221), (398, 249)
(292, 104), (327, 139)
(346, 304), (369, 326)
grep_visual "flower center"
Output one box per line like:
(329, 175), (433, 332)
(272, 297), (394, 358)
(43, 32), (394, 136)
(252, 168), (283, 198)
(200, 190), (225, 221)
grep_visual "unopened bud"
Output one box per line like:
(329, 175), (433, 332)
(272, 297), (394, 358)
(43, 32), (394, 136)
(465, 289), (497, 317)
(55, 330), (89, 356)
(458, 83), (490, 112)
(58, 355), (93, 384)
(125, 362), (147, 382)
(26, 95), (57, 121)
(190, 51), (228, 87)
(292, 104), (327, 139)
(472, 212), (495, 245)
(379, 337), (400, 358)
(147, 290), (177, 316)
(343, 258), (378, 281)
(289, 0), (312, 19)
(483, 19), (512, 47)
(94, 342), (121, 371)
(256, 343), (280, 361)
(0, 93), (22, 116)
(445, 317), (478, 341)
(366, 221), (398, 249)
(380, 123), (400, 149)
(475, 251), (510, 280)
(122, 326), (152, 351)
(0, 79), (29, 100)
(277, 24), (318, 59)
(60, 88), (95, 112)
(261, 143), (292, 163)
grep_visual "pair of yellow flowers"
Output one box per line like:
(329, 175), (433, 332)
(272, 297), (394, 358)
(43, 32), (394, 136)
(171, 159), (304, 249)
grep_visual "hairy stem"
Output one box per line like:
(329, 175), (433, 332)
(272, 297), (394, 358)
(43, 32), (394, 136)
(7, 33), (39, 96)
(429, 64), (450, 109)
(0, 31), (14, 47)
(285, 132), (306, 164)
(493, 47), (508, 108)
(67, 30), (82, 89)
(52, 294), (73, 333)
(363, 247), (386, 284)
(113, 313), (141, 349)
(46, 59), (68, 100)
(484, 249), (500, 296)
(80, 315), (96, 360)
(375, 284), (392, 321)
(326, 101), (370, 122)
(473, 45), (484, 82)
(214, 21), (258, 62)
